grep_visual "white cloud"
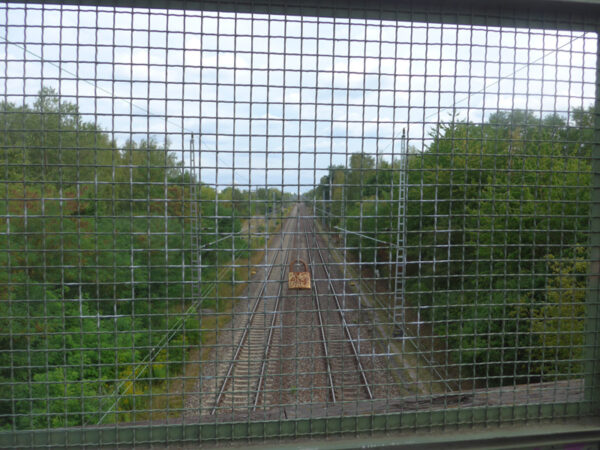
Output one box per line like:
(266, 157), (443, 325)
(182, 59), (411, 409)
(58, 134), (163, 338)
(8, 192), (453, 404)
(0, 4), (594, 190)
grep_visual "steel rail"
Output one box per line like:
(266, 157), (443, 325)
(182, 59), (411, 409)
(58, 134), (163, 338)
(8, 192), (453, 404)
(301, 215), (337, 403)
(306, 210), (374, 400)
(310, 213), (453, 392)
(210, 215), (294, 415)
(252, 246), (290, 410)
(343, 263), (453, 392)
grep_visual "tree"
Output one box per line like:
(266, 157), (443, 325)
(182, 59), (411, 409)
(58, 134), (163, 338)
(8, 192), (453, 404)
(312, 107), (593, 386)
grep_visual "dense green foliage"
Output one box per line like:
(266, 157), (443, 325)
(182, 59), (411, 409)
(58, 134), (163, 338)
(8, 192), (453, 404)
(309, 108), (593, 386)
(0, 89), (286, 429)
(221, 186), (296, 217)
(0, 86), (593, 429)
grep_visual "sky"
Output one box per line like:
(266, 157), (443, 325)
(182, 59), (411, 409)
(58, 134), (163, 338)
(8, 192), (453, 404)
(0, 2), (596, 192)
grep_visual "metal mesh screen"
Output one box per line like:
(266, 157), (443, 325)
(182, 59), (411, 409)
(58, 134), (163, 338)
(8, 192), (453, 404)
(0, 0), (599, 446)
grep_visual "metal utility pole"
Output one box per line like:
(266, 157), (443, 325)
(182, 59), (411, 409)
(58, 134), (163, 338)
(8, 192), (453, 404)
(189, 134), (202, 302)
(393, 129), (408, 342)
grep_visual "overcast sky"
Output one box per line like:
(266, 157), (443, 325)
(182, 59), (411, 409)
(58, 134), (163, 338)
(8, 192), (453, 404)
(0, 3), (596, 191)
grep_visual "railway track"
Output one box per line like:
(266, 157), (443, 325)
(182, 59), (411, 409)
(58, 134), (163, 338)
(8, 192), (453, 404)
(210, 213), (295, 414)
(210, 206), (375, 414)
(301, 214), (373, 402)
(311, 207), (453, 393)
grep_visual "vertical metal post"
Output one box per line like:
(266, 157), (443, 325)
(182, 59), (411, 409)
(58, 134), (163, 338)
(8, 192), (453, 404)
(322, 190), (326, 227)
(393, 129), (407, 340)
(329, 176), (332, 229)
(189, 134), (202, 312)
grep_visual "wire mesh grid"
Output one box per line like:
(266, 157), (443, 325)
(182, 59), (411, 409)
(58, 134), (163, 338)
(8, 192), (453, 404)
(0, 0), (598, 446)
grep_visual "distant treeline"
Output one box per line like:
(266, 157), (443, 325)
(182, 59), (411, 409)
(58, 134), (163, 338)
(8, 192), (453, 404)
(0, 88), (289, 429)
(308, 107), (593, 386)
(219, 186), (297, 217)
